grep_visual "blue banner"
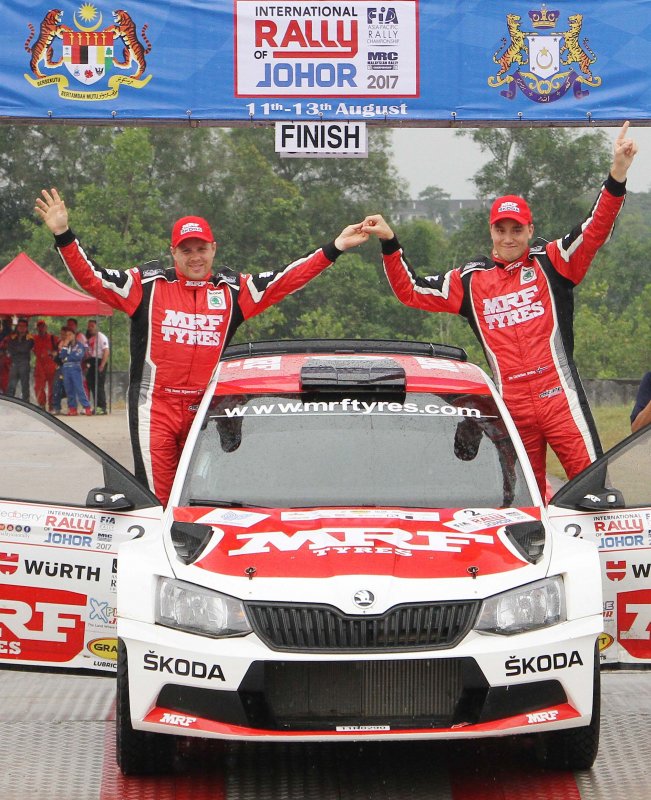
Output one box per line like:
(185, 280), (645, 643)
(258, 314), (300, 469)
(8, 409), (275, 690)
(3, 1), (650, 123)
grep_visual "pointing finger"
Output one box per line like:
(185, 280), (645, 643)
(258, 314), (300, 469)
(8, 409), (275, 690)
(616, 120), (630, 142)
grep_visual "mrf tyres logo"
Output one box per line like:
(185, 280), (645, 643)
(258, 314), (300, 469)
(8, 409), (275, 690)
(482, 285), (544, 330)
(227, 527), (494, 558)
(24, 4), (152, 101)
(488, 7), (601, 103)
(161, 310), (224, 346)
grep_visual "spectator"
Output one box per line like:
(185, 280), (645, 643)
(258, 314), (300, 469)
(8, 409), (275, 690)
(3, 318), (34, 402)
(66, 317), (87, 347)
(65, 316), (90, 395)
(51, 325), (69, 414)
(0, 316), (12, 394)
(58, 327), (92, 416)
(86, 319), (109, 415)
(631, 372), (651, 433)
(33, 320), (59, 411)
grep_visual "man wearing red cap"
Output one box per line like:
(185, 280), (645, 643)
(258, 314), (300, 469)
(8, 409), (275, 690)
(35, 189), (368, 505)
(362, 122), (638, 498)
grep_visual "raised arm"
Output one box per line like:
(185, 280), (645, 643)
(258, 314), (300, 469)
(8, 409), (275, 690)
(362, 214), (463, 314)
(237, 223), (369, 321)
(34, 187), (142, 315)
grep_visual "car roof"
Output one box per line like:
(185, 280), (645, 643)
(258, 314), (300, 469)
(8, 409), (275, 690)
(214, 339), (494, 395)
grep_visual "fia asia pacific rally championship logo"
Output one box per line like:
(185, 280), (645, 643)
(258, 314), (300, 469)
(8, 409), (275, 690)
(488, 5), (601, 103)
(24, 3), (152, 101)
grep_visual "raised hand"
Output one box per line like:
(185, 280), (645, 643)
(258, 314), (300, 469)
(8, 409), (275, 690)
(334, 223), (369, 251)
(34, 188), (70, 235)
(361, 214), (395, 240)
(611, 121), (638, 181)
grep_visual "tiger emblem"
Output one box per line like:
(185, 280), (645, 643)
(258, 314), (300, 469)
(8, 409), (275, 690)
(488, 14), (529, 87)
(560, 14), (600, 84)
(24, 8), (71, 78)
(110, 9), (152, 80)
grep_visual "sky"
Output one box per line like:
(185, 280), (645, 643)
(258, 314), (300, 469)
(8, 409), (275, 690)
(391, 126), (651, 199)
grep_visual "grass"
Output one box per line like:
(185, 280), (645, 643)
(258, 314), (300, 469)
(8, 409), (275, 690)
(546, 404), (633, 481)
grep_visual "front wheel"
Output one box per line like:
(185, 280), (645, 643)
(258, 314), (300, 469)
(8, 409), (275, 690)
(116, 638), (177, 776)
(535, 643), (600, 771)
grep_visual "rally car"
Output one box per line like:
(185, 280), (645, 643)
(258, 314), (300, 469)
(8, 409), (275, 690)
(10, 338), (639, 774)
(110, 339), (603, 775)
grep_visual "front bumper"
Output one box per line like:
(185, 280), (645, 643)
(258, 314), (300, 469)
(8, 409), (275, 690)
(120, 616), (600, 742)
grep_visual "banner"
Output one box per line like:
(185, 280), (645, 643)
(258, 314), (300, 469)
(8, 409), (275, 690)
(4, 1), (651, 123)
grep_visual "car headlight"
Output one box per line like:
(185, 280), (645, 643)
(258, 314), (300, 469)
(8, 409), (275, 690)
(474, 576), (565, 635)
(156, 578), (252, 638)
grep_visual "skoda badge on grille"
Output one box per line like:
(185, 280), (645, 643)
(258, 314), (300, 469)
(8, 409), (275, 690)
(353, 590), (375, 609)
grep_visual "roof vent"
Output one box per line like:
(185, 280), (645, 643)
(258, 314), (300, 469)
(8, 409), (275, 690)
(300, 357), (406, 391)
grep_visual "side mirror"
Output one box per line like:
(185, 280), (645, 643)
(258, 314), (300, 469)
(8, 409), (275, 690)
(85, 488), (135, 511)
(577, 488), (625, 511)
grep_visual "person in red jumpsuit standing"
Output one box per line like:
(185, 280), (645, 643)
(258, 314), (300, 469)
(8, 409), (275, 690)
(361, 122), (638, 498)
(32, 320), (59, 411)
(35, 188), (369, 505)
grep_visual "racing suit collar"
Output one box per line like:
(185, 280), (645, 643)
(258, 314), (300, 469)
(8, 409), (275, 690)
(492, 248), (534, 272)
(175, 267), (212, 288)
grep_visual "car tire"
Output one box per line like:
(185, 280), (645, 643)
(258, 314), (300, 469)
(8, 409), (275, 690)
(116, 638), (177, 775)
(535, 643), (600, 771)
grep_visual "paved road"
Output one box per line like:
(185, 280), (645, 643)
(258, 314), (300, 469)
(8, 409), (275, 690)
(59, 408), (133, 471)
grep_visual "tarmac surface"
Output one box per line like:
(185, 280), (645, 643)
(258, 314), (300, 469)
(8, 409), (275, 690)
(60, 407), (133, 472)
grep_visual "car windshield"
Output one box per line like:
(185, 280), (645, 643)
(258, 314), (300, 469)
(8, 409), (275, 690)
(178, 392), (534, 509)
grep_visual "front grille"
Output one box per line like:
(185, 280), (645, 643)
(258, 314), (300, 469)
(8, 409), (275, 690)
(245, 600), (480, 652)
(157, 663), (567, 733)
(265, 658), (464, 728)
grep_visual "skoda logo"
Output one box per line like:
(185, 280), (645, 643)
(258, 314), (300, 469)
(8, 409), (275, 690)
(353, 589), (375, 609)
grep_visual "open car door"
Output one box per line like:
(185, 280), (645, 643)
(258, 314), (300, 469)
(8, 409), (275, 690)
(547, 424), (651, 667)
(0, 397), (162, 673)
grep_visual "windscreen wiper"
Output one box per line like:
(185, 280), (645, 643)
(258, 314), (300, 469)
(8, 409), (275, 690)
(186, 498), (246, 507)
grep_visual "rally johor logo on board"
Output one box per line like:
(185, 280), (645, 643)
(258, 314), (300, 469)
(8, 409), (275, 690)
(24, 4), (152, 101)
(488, 5), (601, 103)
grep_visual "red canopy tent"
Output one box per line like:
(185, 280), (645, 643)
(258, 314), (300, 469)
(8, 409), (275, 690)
(0, 252), (113, 317)
(0, 252), (115, 411)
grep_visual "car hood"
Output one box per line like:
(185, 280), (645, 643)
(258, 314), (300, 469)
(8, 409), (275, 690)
(170, 506), (543, 586)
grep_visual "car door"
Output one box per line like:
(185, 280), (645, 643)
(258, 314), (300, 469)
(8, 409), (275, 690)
(0, 396), (162, 672)
(546, 425), (651, 667)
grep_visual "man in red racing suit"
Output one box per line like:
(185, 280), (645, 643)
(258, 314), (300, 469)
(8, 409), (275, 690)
(36, 188), (368, 505)
(362, 122), (638, 497)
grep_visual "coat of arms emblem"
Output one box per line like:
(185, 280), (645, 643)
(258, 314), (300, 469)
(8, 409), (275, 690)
(24, 4), (152, 101)
(488, 5), (601, 103)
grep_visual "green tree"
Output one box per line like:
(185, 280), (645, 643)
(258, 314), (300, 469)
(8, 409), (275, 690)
(0, 125), (114, 266)
(417, 185), (453, 229)
(458, 127), (611, 236)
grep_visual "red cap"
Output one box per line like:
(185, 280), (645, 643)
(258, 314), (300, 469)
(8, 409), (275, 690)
(171, 216), (214, 247)
(489, 195), (532, 226)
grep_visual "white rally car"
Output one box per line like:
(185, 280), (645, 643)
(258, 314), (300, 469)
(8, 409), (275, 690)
(1, 339), (620, 775)
(114, 339), (602, 774)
